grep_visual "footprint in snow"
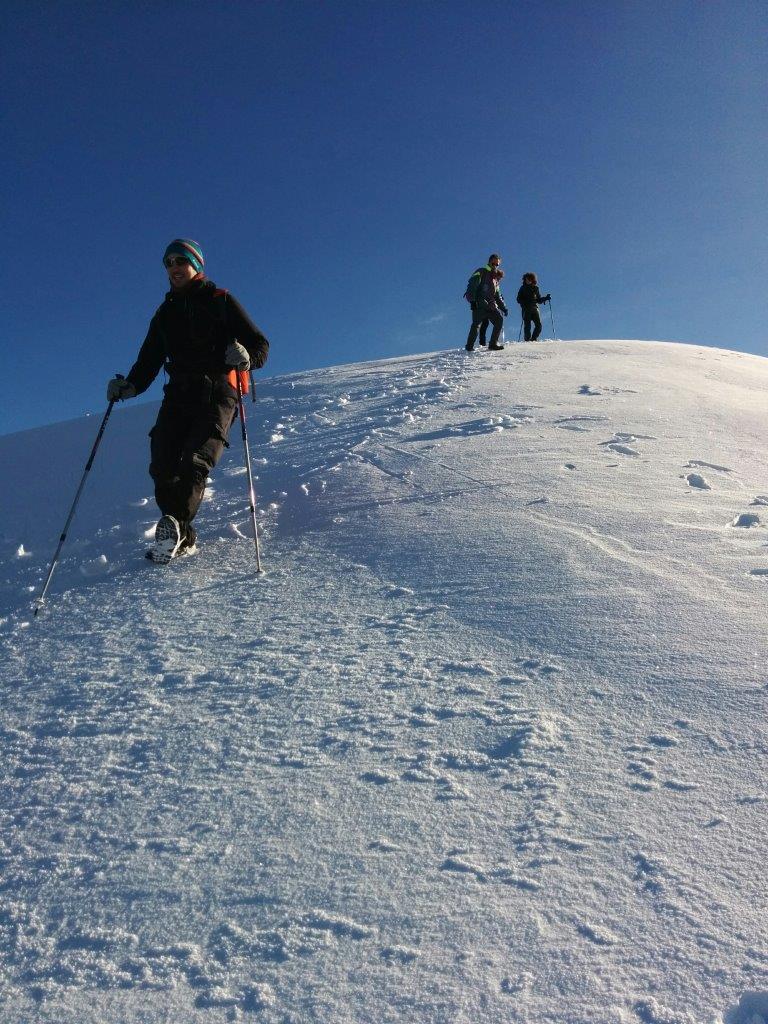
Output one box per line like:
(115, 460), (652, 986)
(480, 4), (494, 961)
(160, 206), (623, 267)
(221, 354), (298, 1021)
(730, 513), (760, 528)
(685, 472), (711, 490)
(663, 779), (699, 792)
(381, 946), (420, 964)
(685, 459), (732, 474)
(368, 839), (401, 853)
(518, 657), (561, 678)
(501, 973), (534, 995)
(554, 414), (608, 431)
(632, 851), (666, 893)
(407, 415), (525, 443)
(440, 853), (487, 881)
(615, 431), (656, 442)
(635, 997), (698, 1024)
(576, 921), (618, 947)
(360, 770), (396, 786)
(79, 554), (111, 577)
(647, 733), (680, 748)
(604, 443), (639, 457)
(724, 990), (768, 1024)
(626, 758), (658, 789)
(599, 432), (654, 457)
(750, 495), (768, 507)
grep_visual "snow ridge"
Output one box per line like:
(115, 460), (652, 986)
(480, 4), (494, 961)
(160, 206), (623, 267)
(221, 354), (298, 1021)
(0, 341), (766, 1023)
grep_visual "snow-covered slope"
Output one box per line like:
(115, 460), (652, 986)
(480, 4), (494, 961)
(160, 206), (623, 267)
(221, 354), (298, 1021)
(1, 341), (767, 1024)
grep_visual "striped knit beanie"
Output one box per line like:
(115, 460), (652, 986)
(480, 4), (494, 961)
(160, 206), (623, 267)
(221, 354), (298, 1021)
(163, 238), (204, 273)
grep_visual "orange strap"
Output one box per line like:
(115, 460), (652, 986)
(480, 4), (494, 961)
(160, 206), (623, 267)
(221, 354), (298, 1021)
(227, 368), (250, 394)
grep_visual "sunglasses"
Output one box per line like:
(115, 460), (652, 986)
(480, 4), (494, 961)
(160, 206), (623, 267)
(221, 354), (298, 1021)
(163, 255), (191, 268)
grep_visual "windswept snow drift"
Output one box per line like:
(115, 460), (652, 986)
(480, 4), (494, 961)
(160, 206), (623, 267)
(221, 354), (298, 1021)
(0, 340), (766, 1024)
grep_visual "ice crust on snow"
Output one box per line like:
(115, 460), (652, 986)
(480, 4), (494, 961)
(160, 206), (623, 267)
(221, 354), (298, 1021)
(0, 340), (767, 1023)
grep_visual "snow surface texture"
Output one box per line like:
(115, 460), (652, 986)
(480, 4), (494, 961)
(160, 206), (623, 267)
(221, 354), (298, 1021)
(0, 340), (766, 1024)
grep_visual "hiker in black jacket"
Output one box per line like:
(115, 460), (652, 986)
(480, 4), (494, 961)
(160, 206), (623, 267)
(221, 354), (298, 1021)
(465, 254), (508, 352)
(478, 268), (506, 347)
(516, 272), (550, 342)
(106, 239), (269, 562)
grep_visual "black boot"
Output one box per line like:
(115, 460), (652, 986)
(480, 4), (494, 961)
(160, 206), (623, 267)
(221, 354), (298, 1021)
(178, 523), (197, 555)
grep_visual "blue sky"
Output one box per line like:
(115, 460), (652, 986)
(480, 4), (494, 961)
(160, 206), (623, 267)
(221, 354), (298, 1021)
(1, 0), (765, 435)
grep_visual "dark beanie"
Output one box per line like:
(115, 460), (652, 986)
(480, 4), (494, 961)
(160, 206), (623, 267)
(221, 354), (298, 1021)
(163, 238), (204, 273)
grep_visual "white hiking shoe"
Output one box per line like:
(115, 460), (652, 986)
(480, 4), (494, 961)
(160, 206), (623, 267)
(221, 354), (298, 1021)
(148, 515), (183, 564)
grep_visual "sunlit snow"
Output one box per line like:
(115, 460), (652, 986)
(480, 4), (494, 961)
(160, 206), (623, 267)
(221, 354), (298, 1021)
(0, 340), (766, 1024)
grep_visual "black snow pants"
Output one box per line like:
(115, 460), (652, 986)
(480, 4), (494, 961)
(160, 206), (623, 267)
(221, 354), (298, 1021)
(149, 372), (238, 531)
(466, 304), (503, 350)
(522, 306), (542, 342)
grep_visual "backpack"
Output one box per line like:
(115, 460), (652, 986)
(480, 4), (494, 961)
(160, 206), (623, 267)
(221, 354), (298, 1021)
(463, 267), (486, 304)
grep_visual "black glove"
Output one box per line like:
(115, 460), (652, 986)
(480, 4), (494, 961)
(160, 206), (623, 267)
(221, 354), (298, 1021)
(107, 376), (137, 402)
(470, 302), (477, 311)
(501, 307), (508, 317)
(543, 294), (551, 303)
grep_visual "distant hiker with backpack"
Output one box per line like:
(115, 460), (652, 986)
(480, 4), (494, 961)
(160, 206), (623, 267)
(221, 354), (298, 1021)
(464, 254), (508, 352)
(516, 272), (551, 342)
(106, 239), (270, 564)
(478, 268), (506, 347)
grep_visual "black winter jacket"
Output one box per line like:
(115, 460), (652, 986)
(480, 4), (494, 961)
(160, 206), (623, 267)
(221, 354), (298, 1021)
(126, 278), (269, 395)
(516, 282), (548, 311)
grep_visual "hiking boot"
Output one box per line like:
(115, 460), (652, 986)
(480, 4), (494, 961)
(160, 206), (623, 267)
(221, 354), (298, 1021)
(479, 339), (487, 347)
(178, 524), (197, 556)
(465, 343), (475, 351)
(149, 515), (182, 564)
(488, 343), (505, 351)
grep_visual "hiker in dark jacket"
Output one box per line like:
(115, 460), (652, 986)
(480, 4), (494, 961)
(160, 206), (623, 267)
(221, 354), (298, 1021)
(478, 268), (506, 346)
(106, 238), (269, 562)
(465, 254), (508, 352)
(516, 272), (550, 342)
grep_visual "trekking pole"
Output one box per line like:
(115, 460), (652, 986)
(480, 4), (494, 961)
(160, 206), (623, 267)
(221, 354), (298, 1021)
(235, 370), (263, 573)
(34, 384), (119, 616)
(518, 315), (524, 343)
(548, 299), (557, 340)
(249, 369), (256, 404)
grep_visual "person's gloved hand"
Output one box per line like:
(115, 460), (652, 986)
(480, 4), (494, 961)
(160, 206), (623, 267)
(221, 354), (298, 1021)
(225, 341), (251, 370)
(501, 306), (509, 317)
(470, 302), (477, 312)
(107, 377), (137, 402)
(543, 294), (551, 303)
